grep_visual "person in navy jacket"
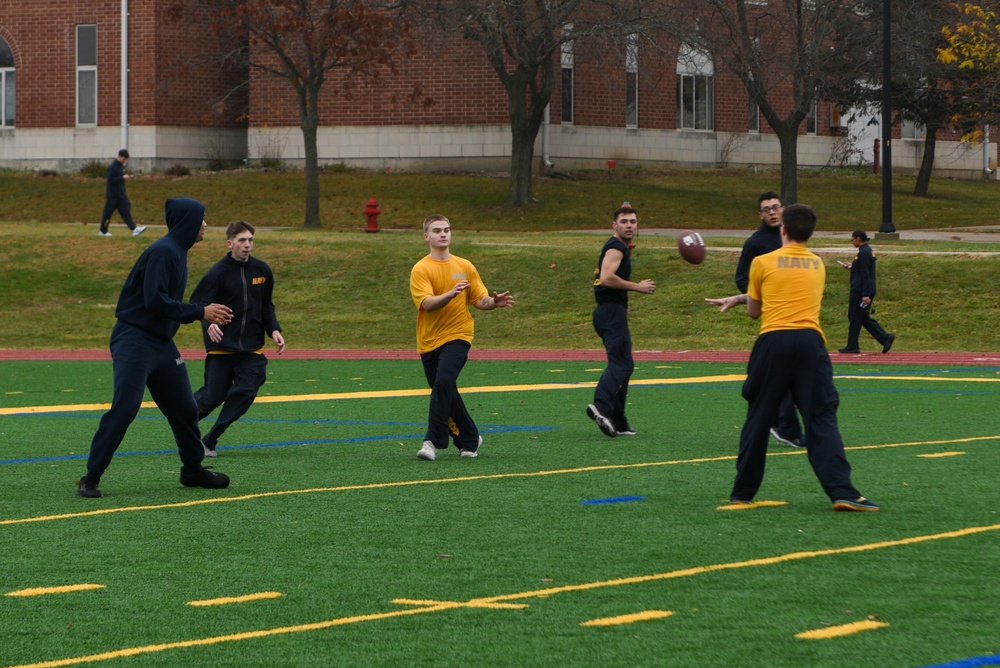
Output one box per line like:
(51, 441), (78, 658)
(189, 220), (285, 457)
(98, 149), (147, 237)
(838, 230), (895, 354)
(78, 197), (233, 498)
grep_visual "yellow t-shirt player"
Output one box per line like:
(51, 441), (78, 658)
(408, 215), (514, 461)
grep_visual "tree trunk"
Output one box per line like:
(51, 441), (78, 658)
(913, 125), (938, 197)
(774, 123), (800, 205)
(300, 82), (322, 229)
(505, 71), (545, 207)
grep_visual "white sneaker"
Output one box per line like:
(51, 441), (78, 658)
(460, 435), (484, 458)
(131, 226), (147, 236)
(203, 444), (217, 458)
(98, 230), (112, 237)
(416, 440), (437, 461)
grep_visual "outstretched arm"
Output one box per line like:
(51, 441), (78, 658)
(475, 291), (515, 310)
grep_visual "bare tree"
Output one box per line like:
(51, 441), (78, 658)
(667, 1), (873, 204)
(194, 0), (412, 228)
(404, 0), (648, 207)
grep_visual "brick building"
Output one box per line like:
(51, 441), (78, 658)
(0, 2), (992, 176)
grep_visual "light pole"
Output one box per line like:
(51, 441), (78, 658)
(879, 0), (897, 235)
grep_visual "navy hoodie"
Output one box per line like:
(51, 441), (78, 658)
(114, 197), (206, 341)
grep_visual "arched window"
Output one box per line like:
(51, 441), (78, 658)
(0, 36), (14, 127)
(676, 43), (713, 131)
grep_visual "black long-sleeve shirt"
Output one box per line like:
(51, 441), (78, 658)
(189, 253), (280, 353)
(735, 222), (782, 293)
(849, 242), (877, 298)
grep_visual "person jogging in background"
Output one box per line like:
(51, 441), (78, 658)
(98, 149), (147, 237)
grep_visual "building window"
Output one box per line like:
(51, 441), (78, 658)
(805, 99), (817, 134)
(625, 33), (638, 128)
(902, 119), (926, 139)
(77, 25), (97, 126)
(561, 24), (573, 124)
(0, 36), (13, 127)
(677, 43), (713, 130)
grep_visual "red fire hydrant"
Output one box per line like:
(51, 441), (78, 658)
(363, 197), (381, 233)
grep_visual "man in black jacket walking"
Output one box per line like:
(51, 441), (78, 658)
(838, 230), (895, 354)
(78, 197), (233, 498)
(190, 221), (285, 457)
(99, 149), (147, 237)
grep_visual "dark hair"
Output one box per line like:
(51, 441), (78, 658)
(757, 191), (780, 208)
(781, 204), (817, 242)
(852, 229), (870, 242)
(614, 201), (637, 220)
(226, 220), (256, 239)
(118, 149), (130, 159)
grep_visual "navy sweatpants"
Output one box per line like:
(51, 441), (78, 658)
(194, 352), (268, 449)
(592, 302), (633, 430)
(421, 340), (479, 451)
(731, 329), (861, 503)
(100, 196), (137, 231)
(86, 322), (204, 480)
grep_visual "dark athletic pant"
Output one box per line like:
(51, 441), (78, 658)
(194, 352), (268, 449)
(731, 329), (861, 503)
(774, 392), (803, 441)
(100, 196), (137, 232)
(421, 340), (479, 451)
(845, 290), (890, 350)
(592, 302), (633, 430)
(86, 322), (204, 481)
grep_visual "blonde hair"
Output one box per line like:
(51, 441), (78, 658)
(422, 214), (449, 234)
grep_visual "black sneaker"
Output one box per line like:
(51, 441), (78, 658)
(180, 466), (231, 489)
(882, 334), (895, 354)
(837, 347), (861, 354)
(833, 496), (880, 512)
(769, 428), (803, 448)
(77, 475), (103, 498)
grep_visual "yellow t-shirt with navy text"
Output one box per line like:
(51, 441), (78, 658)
(747, 244), (827, 343)
(410, 254), (488, 354)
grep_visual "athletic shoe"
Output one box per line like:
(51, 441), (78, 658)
(769, 428), (803, 448)
(77, 475), (103, 498)
(585, 404), (617, 438)
(728, 499), (752, 506)
(616, 427), (637, 436)
(882, 333), (895, 354)
(837, 347), (860, 354)
(203, 443), (217, 458)
(416, 440), (437, 461)
(131, 226), (147, 236)
(180, 466), (230, 489)
(833, 497), (880, 512)
(98, 230), (112, 237)
(460, 435), (484, 458)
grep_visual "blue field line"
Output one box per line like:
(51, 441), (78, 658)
(0, 425), (556, 465)
(580, 496), (646, 505)
(921, 653), (1000, 667)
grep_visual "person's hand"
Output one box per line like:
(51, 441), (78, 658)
(492, 291), (515, 308)
(705, 295), (742, 313)
(273, 330), (286, 354)
(207, 323), (223, 343)
(637, 279), (656, 294)
(450, 280), (470, 297)
(203, 303), (233, 325)
(861, 296), (871, 306)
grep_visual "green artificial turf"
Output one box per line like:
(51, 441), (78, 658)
(2, 359), (999, 667)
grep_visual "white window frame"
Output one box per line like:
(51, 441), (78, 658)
(625, 33), (638, 128)
(901, 119), (926, 140)
(0, 36), (13, 128)
(805, 99), (817, 134)
(677, 44), (714, 131)
(561, 24), (574, 124)
(77, 25), (97, 127)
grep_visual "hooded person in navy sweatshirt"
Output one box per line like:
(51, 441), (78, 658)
(78, 197), (234, 498)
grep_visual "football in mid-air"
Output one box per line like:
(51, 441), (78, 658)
(677, 230), (706, 265)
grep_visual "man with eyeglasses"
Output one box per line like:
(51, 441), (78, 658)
(733, 192), (805, 448)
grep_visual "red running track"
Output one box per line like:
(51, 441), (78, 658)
(1, 349), (998, 365)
